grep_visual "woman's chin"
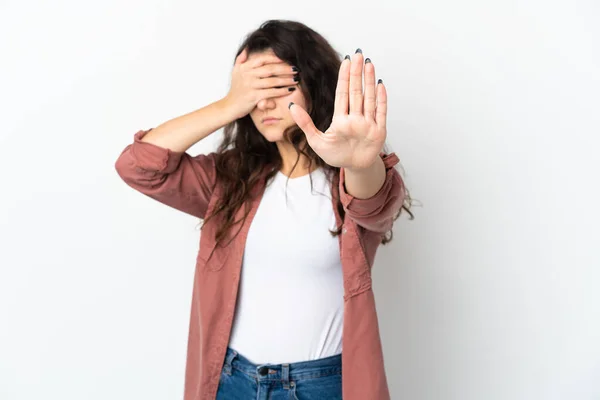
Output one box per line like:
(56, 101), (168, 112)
(259, 131), (285, 143)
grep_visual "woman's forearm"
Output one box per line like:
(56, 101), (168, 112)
(139, 96), (241, 153)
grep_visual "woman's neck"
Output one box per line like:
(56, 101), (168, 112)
(276, 139), (317, 178)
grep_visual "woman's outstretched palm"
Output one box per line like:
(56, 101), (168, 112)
(289, 49), (387, 170)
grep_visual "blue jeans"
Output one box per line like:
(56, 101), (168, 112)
(216, 347), (343, 399)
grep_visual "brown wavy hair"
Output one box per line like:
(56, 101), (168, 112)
(201, 19), (413, 247)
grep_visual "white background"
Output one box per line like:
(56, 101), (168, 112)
(1, 0), (599, 399)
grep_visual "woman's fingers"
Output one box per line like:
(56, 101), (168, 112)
(262, 86), (298, 99)
(235, 47), (248, 66)
(363, 58), (377, 121)
(253, 62), (298, 79)
(375, 80), (387, 130)
(335, 49), (381, 122)
(333, 56), (351, 116)
(246, 51), (285, 69)
(254, 75), (299, 89)
(349, 49), (364, 115)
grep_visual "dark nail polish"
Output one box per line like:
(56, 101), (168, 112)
(378, 79), (383, 84)
(294, 75), (300, 82)
(365, 58), (371, 64)
(344, 54), (350, 60)
(289, 102), (294, 108)
(292, 66), (300, 72)
(355, 48), (362, 54)
(288, 87), (296, 92)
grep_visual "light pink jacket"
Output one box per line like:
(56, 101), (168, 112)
(115, 129), (406, 400)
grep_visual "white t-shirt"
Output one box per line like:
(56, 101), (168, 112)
(227, 166), (344, 364)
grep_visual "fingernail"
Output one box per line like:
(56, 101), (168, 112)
(355, 48), (362, 54)
(292, 66), (300, 72)
(294, 75), (301, 82)
(289, 102), (294, 108)
(378, 79), (383, 84)
(344, 54), (350, 60)
(288, 87), (296, 92)
(365, 58), (371, 64)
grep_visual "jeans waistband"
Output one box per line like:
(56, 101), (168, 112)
(223, 347), (342, 386)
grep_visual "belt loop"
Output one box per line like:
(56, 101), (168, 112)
(223, 349), (237, 376)
(282, 363), (290, 389)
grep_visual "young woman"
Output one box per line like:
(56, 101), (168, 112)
(115, 19), (412, 400)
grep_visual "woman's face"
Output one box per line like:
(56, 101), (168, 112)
(248, 49), (309, 143)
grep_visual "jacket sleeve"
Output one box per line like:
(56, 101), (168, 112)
(114, 129), (217, 219)
(339, 152), (406, 233)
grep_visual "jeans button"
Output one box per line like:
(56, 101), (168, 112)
(258, 366), (268, 376)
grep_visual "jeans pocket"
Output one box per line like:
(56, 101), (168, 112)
(290, 375), (342, 400)
(289, 381), (299, 400)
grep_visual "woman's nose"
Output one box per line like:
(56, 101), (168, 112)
(256, 97), (276, 110)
